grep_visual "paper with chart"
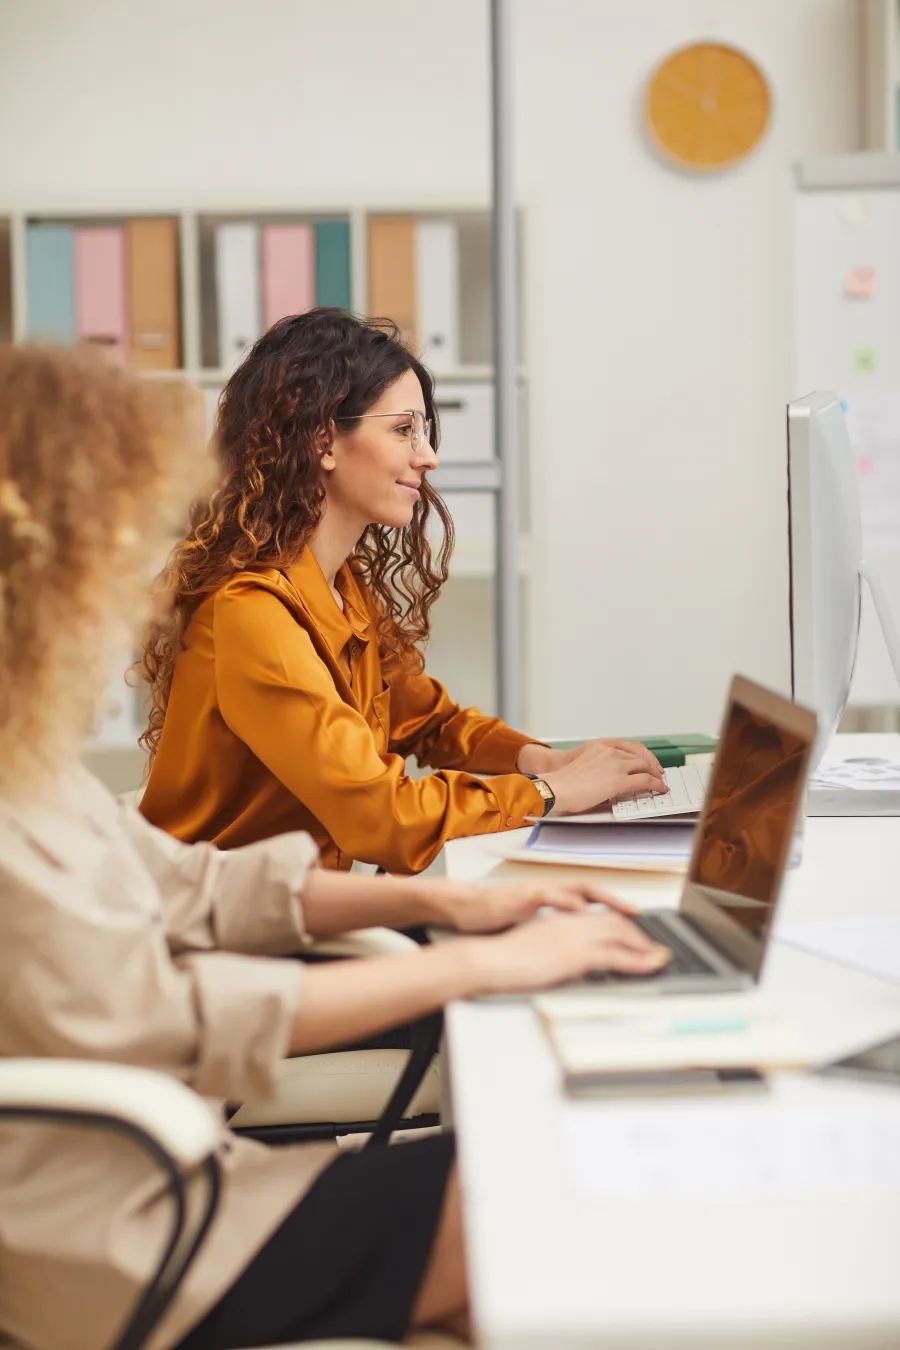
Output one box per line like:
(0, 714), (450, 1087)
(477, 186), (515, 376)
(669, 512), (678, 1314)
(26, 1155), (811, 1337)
(562, 1089), (900, 1197)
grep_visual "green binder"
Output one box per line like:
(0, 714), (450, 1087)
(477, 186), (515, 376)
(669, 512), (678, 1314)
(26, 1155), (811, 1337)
(315, 219), (351, 309)
(547, 734), (717, 768)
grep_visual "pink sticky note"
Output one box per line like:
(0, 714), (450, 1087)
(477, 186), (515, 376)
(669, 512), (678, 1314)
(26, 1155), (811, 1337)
(845, 266), (877, 300)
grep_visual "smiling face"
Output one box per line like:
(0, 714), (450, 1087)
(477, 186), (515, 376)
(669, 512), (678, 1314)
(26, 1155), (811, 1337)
(320, 368), (439, 532)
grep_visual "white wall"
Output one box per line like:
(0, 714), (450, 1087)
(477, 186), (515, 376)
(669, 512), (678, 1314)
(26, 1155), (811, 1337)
(0, 0), (860, 735)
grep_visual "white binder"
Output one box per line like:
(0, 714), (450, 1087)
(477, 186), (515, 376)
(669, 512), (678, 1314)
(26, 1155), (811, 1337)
(215, 223), (261, 370)
(415, 220), (460, 369)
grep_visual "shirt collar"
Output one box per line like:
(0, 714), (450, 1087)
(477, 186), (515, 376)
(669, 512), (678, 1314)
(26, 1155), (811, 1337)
(284, 548), (371, 659)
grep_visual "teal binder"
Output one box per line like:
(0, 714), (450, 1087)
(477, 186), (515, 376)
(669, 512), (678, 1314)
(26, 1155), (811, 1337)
(315, 220), (351, 309)
(26, 224), (76, 343)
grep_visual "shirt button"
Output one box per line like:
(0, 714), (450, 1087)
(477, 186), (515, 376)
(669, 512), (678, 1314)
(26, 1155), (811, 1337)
(506, 816), (515, 827)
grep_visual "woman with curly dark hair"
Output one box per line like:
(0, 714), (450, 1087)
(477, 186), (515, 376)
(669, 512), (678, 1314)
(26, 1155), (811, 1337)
(139, 308), (666, 872)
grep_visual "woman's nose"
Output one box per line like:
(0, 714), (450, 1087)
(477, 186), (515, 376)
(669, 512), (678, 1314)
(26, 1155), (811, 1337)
(414, 440), (439, 471)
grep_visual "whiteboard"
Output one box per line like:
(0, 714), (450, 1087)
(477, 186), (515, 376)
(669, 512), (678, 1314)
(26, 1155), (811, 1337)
(793, 177), (900, 707)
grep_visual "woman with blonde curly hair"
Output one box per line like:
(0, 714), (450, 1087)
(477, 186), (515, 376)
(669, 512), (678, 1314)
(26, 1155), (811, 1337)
(138, 308), (666, 873)
(0, 344), (669, 1350)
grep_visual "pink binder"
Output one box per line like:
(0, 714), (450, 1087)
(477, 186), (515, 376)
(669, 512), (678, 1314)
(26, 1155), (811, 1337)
(261, 224), (315, 329)
(75, 227), (127, 360)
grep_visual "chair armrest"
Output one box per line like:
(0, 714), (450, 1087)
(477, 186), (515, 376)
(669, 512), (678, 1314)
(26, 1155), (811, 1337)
(0, 1059), (220, 1168)
(306, 927), (419, 959)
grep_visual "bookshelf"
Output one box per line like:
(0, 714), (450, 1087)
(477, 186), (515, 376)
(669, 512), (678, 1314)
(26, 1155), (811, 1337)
(0, 202), (528, 745)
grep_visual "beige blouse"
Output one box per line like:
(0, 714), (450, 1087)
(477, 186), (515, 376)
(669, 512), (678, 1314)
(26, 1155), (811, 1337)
(0, 766), (339, 1350)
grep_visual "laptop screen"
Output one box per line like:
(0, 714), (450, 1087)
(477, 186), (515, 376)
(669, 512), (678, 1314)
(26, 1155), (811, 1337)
(683, 680), (815, 975)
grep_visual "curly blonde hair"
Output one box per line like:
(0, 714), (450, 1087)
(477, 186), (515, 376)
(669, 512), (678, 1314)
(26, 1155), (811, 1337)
(0, 345), (206, 800)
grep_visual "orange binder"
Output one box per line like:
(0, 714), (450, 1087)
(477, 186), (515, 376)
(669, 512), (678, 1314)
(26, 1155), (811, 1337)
(126, 218), (181, 370)
(367, 216), (417, 348)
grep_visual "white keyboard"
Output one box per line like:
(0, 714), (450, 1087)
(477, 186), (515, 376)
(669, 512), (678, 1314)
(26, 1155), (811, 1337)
(611, 763), (711, 821)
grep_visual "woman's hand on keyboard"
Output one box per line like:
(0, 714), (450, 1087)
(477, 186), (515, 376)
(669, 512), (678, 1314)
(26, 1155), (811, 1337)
(465, 911), (672, 995)
(543, 742), (668, 816)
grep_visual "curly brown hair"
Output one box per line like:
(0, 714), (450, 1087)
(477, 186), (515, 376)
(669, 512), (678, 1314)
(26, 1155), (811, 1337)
(0, 344), (205, 799)
(139, 309), (454, 762)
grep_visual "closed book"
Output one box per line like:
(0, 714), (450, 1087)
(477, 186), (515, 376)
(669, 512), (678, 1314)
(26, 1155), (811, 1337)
(261, 223), (315, 328)
(315, 219), (351, 309)
(415, 219), (459, 368)
(367, 215), (417, 346)
(126, 218), (181, 369)
(75, 227), (127, 359)
(215, 222), (261, 370)
(25, 224), (76, 343)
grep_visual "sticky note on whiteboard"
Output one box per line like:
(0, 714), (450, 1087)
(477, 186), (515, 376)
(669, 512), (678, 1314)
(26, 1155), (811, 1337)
(845, 266), (877, 299)
(839, 195), (869, 226)
(851, 346), (878, 375)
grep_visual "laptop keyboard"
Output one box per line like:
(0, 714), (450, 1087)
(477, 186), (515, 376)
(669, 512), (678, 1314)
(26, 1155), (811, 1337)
(611, 763), (711, 821)
(586, 912), (717, 983)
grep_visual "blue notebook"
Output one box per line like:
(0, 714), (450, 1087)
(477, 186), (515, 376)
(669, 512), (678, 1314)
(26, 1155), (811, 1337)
(26, 224), (76, 343)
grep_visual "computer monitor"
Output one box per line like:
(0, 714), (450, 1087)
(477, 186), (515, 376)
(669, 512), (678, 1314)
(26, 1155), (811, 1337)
(786, 392), (900, 768)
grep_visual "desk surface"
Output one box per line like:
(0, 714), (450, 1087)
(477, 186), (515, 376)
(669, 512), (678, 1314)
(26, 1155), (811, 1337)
(444, 733), (900, 1349)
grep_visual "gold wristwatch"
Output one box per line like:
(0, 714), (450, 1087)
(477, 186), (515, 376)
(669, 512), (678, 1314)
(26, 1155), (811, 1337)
(524, 773), (556, 817)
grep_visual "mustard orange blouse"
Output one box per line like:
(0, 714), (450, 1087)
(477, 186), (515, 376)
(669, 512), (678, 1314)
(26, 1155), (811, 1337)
(140, 548), (544, 872)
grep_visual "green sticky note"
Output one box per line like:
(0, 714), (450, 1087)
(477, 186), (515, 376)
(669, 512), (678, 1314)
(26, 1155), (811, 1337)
(851, 345), (878, 375)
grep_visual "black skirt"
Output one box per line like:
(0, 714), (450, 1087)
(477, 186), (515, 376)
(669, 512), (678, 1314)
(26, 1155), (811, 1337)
(174, 1132), (455, 1349)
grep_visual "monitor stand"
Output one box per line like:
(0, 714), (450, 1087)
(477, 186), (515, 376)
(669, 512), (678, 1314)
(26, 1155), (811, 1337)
(807, 560), (900, 817)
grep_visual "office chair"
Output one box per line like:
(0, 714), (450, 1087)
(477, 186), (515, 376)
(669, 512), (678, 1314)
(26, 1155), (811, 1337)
(0, 1059), (463, 1350)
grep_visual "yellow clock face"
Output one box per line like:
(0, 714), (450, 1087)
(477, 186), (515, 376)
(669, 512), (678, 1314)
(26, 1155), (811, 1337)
(645, 42), (771, 172)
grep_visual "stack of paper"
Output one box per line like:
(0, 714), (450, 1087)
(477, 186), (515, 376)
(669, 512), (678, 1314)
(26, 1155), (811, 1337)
(505, 821), (694, 873)
(807, 752), (900, 816)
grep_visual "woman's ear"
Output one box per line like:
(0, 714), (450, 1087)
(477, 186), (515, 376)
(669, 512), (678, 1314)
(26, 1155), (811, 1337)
(317, 423), (336, 473)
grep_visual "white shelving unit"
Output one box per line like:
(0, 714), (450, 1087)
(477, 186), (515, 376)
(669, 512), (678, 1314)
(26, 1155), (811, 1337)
(859, 0), (900, 151)
(1, 201), (529, 740)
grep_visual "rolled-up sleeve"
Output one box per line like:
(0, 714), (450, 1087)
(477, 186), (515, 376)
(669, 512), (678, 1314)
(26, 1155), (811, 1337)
(2, 883), (303, 1104)
(173, 950), (302, 1099)
(120, 804), (318, 956)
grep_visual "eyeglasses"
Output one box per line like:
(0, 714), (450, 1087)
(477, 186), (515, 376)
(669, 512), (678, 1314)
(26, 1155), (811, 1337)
(352, 409), (433, 453)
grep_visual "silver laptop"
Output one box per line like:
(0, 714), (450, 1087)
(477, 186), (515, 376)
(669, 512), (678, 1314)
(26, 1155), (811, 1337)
(587, 675), (817, 995)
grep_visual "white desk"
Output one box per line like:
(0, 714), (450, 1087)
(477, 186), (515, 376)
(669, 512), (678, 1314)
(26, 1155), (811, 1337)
(444, 734), (900, 1349)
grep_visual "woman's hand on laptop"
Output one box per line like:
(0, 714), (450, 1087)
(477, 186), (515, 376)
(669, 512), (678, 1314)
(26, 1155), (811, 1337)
(424, 878), (634, 934)
(462, 911), (672, 995)
(542, 741), (669, 816)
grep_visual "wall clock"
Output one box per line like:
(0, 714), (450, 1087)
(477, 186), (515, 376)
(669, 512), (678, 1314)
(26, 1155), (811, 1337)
(645, 42), (771, 172)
